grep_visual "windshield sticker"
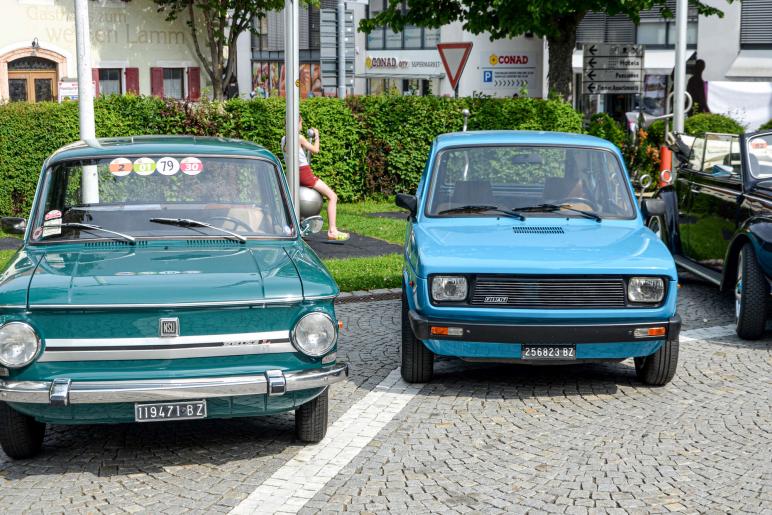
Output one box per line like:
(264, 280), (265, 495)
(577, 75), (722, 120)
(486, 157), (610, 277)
(108, 157), (133, 177)
(133, 157), (156, 176)
(42, 217), (61, 237)
(156, 157), (180, 176)
(44, 209), (62, 221)
(180, 157), (203, 176)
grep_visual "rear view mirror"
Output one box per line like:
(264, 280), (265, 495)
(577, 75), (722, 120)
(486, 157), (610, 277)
(511, 153), (543, 165)
(641, 199), (665, 218)
(1, 217), (26, 235)
(395, 193), (417, 217)
(299, 215), (323, 237)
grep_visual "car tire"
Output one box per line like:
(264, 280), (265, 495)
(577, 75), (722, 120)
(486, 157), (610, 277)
(295, 388), (328, 443)
(634, 335), (679, 386)
(401, 288), (434, 383)
(647, 215), (666, 245)
(735, 243), (768, 340)
(0, 402), (45, 459)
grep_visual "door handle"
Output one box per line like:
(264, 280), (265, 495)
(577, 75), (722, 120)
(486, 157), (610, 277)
(690, 186), (701, 194)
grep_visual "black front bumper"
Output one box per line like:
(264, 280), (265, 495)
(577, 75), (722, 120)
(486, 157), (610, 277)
(409, 311), (682, 344)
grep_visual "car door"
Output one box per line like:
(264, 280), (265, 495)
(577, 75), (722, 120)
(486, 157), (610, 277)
(675, 135), (706, 259)
(684, 134), (743, 272)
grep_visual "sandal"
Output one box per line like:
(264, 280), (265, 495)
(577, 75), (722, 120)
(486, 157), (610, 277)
(328, 231), (350, 241)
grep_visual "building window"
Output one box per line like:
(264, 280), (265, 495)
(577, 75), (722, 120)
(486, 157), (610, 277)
(98, 68), (122, 96)
(637, 20), (697, 47)
(163, 68), (184, 99)
(366, 0), (439, 50)
(740, 0), (772, 48)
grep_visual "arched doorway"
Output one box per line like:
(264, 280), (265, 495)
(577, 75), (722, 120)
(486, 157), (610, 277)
(8, 56), (58, 102)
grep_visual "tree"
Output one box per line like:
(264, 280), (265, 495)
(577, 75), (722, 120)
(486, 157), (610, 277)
(360, 1), (732, 100)
(154, 0), (284, 100)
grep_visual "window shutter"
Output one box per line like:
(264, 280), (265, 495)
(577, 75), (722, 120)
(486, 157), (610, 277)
(150, 67), (164, 97)
(91, 68), (100, 96)
(577, 12), (606, 44)
(605, 14), (635, 43)
(125, 68), (139, 95)
(741, 0), (772, 46)
(187, 67), (201, 101)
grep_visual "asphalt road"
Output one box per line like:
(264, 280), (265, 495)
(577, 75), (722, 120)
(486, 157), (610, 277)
(0, 276), (770, 514)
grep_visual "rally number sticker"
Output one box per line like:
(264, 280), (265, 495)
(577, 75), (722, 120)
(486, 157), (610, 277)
(180, 157), (203, 176)
(156, 157), (180, 176)
(133, 157), (156, 176)
(109, 157), (133, 177)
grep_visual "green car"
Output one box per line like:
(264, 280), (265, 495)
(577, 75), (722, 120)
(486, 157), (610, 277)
(0, 136), (347, 459)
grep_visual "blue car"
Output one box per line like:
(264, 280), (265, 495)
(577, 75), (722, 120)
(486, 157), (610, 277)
(395, 131), (680, 386)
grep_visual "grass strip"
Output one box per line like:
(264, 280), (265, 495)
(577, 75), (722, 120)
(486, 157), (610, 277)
(323, 253), (403, 292)
(322, 199), (407, 245)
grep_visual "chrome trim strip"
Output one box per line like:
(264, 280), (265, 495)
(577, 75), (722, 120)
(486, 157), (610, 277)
(37, 342), (296, 362)
(44, 331), (290, 348)
(0, 363), (348, 404)
(28, 297), (306, 309)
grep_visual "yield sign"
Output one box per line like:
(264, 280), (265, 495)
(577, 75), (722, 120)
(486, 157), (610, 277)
(437, 42), (473, 91)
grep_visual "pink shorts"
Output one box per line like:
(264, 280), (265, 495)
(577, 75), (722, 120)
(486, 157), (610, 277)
(299, 165), (319, 188)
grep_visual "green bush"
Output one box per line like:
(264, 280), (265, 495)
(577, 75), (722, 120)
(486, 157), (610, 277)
(648, 112), (745, 148)
(0, 95), (582, 216)
(586, 113), (627, 149)
(758, 119), (772, 131)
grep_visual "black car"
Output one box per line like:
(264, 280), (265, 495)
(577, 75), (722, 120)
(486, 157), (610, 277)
(651, 130), (772, 339)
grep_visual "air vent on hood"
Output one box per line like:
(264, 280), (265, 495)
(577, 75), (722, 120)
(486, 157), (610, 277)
(85, 241), (147, 248)
(186, 239), (242, 247)
(512, 226), (564, 234)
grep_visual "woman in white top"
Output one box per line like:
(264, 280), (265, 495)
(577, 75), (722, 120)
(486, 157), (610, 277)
(282, 116), (349, 240)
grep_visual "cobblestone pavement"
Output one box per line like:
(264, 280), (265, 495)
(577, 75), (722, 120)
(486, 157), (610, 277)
(1, 279), (770, 514)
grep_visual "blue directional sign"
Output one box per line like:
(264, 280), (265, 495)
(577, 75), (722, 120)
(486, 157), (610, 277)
(483, 70), (493, 83)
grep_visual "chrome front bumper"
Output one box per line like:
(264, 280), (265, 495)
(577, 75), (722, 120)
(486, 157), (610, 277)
(0, 363), (349, 406)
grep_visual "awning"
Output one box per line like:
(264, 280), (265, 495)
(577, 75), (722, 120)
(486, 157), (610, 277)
(572, 48), (694, 75)
(726, 50), (772, 80)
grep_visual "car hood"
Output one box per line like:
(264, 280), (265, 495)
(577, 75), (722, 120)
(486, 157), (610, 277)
(24, 243), (333, 308)
(413, 220), (677, 279)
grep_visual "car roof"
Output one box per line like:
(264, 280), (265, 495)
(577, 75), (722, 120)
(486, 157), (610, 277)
(434, 131), (620, 153)
(45, 136), (279, 167)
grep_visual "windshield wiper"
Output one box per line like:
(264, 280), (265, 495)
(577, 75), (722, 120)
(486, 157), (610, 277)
(149, 218), (247, 243)
(512, 203), (602, 222)
(438, 204), (525, 220)
(59, 222), (136, 244)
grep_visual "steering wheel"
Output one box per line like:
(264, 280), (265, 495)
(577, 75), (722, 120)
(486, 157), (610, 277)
(558, 197), (601, 213)
(208, 216), (254, 233)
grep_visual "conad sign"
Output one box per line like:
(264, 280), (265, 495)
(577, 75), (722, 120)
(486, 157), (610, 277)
(489, 54), (529, 66)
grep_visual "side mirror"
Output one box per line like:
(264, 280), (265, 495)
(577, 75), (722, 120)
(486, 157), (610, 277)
(1, 217), (26, 235)
(299, 215), (323, 237)
(641, 198), (665, 218)
(395, 193), (417, 217)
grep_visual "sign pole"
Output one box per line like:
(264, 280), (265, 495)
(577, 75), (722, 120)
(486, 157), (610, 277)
(337, 0), (346, 98)
(284, 0), (300, 217)
(672, 0), (688, 133)
(74, 0), (98, 204)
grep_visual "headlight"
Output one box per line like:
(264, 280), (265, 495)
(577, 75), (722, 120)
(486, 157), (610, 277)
(0, 322), (41, 368)
(291, 312), (337, 357)
(431, 276), (468, 301)
(628, 277), (665, 303)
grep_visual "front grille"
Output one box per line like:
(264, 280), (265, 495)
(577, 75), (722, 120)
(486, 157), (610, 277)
(470, 277), (626, 309)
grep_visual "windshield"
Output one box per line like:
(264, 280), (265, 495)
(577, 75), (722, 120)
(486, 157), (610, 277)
(425, 145), (635, 219)
(30, 156), (294, 243)
(747, 133), (772, 179)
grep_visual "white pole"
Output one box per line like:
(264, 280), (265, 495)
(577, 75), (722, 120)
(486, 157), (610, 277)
(672, 0), (688, 133)
(74, 0), (99, 204)
(284, 0), (300, 217)
(337, 0), (346, 98)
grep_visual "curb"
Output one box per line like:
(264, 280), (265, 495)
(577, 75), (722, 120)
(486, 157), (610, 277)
(335, 287), (401, 304)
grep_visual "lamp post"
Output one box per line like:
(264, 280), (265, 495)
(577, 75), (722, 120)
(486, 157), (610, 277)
(74, 0), (99, 204)
(284, 0), (300, 217)
(672, 0), (688, 133)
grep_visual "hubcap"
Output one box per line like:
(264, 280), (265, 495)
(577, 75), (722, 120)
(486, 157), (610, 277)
(735, 253), (744, 321)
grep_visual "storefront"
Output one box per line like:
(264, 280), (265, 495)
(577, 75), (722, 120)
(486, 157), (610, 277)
(360, 50), (444, 95)
(1, 0), (207, 102)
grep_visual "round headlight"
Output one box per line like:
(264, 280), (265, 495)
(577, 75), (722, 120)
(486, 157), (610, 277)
(0, 322), (41, 368)
(291, 312), (337, 357)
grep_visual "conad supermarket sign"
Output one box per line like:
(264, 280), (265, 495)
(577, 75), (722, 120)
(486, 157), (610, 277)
(362, 50), (444, 77)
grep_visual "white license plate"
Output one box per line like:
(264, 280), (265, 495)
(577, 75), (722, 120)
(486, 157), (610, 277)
(134, 400), (207, 422)
(522, 344), (576, 360)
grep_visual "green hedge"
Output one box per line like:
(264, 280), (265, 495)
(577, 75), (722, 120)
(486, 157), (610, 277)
(0, 95), (582, 217)
(759, 119), (772, 131)
(648, 112), (745, 147)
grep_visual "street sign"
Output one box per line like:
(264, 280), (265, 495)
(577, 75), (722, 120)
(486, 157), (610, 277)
(582, 43), (645, 95)
(437, 42), (473, 92)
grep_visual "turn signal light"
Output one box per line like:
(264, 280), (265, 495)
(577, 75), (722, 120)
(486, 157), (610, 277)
(338, 321), (344, 330)
(634, 327), (667, 338)
(430, 326), (463, 336)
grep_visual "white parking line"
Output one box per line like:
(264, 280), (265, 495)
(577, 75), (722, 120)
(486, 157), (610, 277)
(230, 369), (421, 515)
(230, 323), (737, 515)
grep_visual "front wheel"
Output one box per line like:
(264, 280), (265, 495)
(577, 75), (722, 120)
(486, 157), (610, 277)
(735, 243), (768, 340)
(401, 288), (434, 383)
(0, 402), (46, 459)
(634, 336), (679, 386)
(647, 215), (667, 245)
(295, 389), (328, 443)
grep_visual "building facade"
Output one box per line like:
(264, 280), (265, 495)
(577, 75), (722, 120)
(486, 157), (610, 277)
(1, 0), (207, 103)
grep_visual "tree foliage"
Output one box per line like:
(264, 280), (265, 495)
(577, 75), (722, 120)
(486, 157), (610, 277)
(154, 0), (284, 99)
(361, 0), (731, 99)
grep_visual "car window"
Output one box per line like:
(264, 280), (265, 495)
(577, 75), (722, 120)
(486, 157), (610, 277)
(32, 156), (294, 242)
(425, 145), (635, 219)
(699, 133), (741, 177)
(747, 133), (772, 179)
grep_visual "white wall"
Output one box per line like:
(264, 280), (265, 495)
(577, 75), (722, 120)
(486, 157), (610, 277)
(697, 0), (741, 81)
